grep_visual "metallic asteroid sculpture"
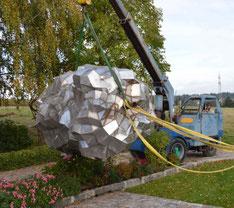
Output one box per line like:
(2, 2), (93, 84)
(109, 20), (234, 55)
(36, 64), (154, 159)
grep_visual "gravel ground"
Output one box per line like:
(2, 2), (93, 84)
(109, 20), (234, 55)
(183, 150), (234, 164)
(0, 162), (55, 181)
(67, 191), (221, 208)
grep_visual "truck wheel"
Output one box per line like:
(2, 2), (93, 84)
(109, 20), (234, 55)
(202, 146), (217, 157)
(168, 138), (187, 162)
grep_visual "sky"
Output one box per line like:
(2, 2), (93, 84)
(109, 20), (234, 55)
(154, 0), (234, 95)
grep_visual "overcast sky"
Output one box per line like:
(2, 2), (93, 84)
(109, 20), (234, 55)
(154, 0), (234, 95)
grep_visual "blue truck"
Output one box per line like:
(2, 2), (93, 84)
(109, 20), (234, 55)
(129, 95), (223, 162)
(110, 0), (223, 162)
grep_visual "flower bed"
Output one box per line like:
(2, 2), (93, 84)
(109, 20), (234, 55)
(0, 174), (81, 208)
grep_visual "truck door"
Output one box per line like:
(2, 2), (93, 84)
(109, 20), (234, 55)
(179, 98), (201, 133)
(201, 98), (219, 137)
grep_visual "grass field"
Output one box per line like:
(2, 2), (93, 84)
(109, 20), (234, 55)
(127, 160), (234, 208)
(0, 106), (38, 145)
(222, 108), (234, 145)
(0, 106), (33, 126)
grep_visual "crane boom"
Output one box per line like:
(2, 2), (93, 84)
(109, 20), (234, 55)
(109, 0), (174, 120)
(109, 0), (163, 83)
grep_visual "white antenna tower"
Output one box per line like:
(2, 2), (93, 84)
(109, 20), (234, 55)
(218, 73), (222, 99)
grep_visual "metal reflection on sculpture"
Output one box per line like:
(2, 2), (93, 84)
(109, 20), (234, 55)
(35, 64), (154, 159)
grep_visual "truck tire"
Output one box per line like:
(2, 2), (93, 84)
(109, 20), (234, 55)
(202, 146), (217, 157)
(168, 138), (187, 162)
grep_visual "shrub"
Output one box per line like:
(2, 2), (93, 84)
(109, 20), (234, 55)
(43, 154), (125, 187)
(145, 130), (170, 172)
(99, 163), (124, 184)
(50, 175), (81, 197)
(0, 146), (61, 171)
(167, 153), (180, 166)
(131, 157), (153, 178)
(114, 163), (133, 180)
(0, 119), (33, 153)
(42, 154), (104, 185)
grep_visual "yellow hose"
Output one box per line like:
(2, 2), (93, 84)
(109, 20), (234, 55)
(77, 0), (91, 5)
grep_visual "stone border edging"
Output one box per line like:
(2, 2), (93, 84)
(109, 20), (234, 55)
(52, 157), (233, 208)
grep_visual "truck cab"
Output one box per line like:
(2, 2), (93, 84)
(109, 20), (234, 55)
(178, 95), (223, 139)
(163, 95), (223, 161)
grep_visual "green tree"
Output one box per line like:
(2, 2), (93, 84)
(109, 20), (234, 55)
(0, 0), (170, 99)
(223, 96), (234, 107)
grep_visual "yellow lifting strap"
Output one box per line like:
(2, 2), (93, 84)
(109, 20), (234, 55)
(123, 100), (234, 173)
(77, 0), (91, 5)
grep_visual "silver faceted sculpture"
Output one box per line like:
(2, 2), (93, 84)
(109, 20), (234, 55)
(36, 64), (154, 159)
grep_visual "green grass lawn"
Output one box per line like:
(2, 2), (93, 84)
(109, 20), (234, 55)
(127, 160), (234, 208)
(0, 106), (33, 126)
(222, 108), (234, 145)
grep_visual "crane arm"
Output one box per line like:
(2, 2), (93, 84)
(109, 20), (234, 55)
(109, 0), (163, 83)
(109, 0), (174, 120)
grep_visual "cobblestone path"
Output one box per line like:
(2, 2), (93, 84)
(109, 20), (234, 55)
(68, 191), (220, 208)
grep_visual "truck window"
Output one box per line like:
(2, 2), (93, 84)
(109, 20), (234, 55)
(182, 99), (201, 115)
(203, 98), (217, 113)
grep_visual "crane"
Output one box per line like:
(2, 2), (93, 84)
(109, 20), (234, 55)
(78, 0), (223, 162)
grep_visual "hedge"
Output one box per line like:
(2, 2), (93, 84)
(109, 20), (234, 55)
(0, 145), (61, 171)
(0, 119), (33, 153)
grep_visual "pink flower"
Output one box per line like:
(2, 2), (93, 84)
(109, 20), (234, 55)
(21, 200), (26, 208)
(8, 183), (14, 188)
(33, 181), (38, 188)
(47, 174), (54, 179)
(15, 186), (20, 190)
(31, 197), (36, 203)
(63, 154), (73, 160)
(41, 187), (46, 191)
(42, 176), (48, 183)
(12, 191), (18, 197)
(36, 173), (41, 179)
(16, 179), (21, 184)
(49, 199), (55, 204)
(30, 189), (35, 193)
(17, 194), (23, 199)
(10, 202), (14, 208)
